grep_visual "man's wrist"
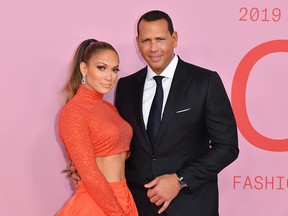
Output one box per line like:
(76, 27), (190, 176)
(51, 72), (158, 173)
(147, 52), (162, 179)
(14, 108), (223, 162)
(176, 171), (188, 188)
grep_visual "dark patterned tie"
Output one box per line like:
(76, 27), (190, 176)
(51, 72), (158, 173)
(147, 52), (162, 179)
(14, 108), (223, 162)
(147, 76), (164, 147)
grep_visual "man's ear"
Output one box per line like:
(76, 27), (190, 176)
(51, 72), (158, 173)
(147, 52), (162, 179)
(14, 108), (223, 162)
(172, 31), (178, 48)
(80, 62), (87, 76)
(136, 36), (140, 48)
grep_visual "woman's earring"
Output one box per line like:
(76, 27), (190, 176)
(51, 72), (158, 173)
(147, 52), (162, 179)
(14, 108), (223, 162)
(81, 75), (86, 84)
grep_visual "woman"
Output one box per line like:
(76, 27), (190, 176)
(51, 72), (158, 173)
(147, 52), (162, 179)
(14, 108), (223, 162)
(57, 39), (138, 216)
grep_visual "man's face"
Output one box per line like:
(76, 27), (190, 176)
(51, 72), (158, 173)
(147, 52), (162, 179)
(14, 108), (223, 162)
(136, 19), (178, 75)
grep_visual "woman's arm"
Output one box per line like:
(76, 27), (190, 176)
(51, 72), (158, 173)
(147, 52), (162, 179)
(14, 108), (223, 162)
(59, 107), (125, 216)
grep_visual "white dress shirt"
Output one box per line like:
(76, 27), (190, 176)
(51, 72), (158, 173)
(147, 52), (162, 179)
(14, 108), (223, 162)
(142, 55), (179, 129)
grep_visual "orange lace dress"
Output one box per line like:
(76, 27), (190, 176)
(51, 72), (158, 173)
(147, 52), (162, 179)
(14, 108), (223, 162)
(57, 85), (138, 216)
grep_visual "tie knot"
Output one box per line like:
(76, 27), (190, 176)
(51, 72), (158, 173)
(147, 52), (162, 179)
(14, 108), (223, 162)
(153, 76), (164, 85)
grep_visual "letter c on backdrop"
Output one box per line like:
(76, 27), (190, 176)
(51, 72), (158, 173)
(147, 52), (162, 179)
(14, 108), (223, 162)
(232, 40), (288, 152)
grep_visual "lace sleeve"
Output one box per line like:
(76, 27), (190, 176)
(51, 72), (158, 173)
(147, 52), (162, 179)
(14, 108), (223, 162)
(59, 107), (125, 216)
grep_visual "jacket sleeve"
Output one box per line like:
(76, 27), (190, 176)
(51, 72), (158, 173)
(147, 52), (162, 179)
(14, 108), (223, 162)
(59, 107), (125, 216)
(179, 72), (239, 191)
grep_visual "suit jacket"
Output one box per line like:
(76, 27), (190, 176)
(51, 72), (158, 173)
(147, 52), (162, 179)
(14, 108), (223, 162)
(115, 57), (239, 216)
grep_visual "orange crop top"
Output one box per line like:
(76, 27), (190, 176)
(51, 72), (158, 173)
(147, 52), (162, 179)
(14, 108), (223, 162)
(59, 85), (133, 216)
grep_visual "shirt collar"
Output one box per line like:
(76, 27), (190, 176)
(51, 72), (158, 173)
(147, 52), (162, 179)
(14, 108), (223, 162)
(146, 55), (179, 80)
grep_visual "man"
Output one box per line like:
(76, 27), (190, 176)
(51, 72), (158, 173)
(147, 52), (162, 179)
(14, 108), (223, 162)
(115, 10), (239, 216)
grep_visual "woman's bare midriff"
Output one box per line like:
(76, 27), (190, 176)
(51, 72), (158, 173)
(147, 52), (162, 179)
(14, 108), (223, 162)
(95, 151), (127, 182)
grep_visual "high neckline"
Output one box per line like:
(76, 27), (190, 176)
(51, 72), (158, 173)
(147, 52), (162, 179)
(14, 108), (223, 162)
(77, 84), (104, 100)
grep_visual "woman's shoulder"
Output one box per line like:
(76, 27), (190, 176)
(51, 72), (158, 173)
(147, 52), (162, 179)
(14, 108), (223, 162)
(59, 100), (86, 121)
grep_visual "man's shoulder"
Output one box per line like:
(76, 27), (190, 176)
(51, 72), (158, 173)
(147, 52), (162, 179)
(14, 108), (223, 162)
(178, 58), (217, 80)
(180, 58), (214, 74)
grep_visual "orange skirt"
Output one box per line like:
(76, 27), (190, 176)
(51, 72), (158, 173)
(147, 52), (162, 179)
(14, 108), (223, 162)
(57, 179), (138, 216)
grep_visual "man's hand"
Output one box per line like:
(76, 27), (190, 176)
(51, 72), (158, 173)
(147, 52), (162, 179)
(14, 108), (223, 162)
(62, 162), (81, 183)
(144, 173), (181, 214)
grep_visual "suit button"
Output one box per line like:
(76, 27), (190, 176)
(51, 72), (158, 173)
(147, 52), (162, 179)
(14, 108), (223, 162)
(151, 156), (156, 161)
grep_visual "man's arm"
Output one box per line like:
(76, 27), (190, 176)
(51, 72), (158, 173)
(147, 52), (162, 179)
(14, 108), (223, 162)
(179, 72), (239, 191)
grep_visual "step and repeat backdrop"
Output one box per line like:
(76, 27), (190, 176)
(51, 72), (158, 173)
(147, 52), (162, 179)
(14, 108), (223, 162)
(0, 0), (287, 215)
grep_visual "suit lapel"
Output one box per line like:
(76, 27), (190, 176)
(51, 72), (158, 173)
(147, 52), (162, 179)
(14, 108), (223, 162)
(154, 59), (193, 148)
(133, 68), (153, 153)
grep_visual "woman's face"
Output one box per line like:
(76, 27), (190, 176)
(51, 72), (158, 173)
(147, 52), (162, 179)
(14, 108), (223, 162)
(80, 49), (119, 95)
